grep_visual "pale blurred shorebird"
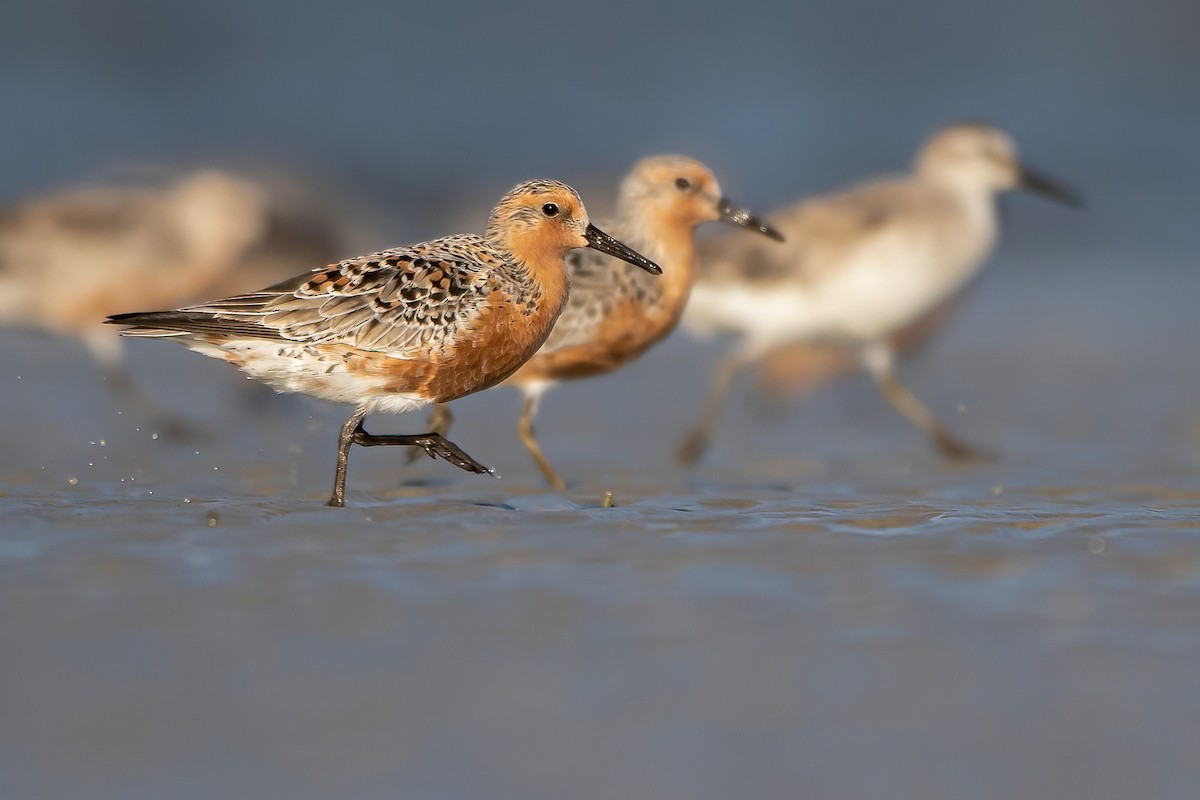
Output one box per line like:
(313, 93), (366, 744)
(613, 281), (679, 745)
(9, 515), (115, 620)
(750, 293), (962, 402)
(0, 171), (269, 370)
(108, 180), (661, 507)
(0, 169), (351, 432)
(415, 156), (781, 489)
(680, 123), (1080, 464)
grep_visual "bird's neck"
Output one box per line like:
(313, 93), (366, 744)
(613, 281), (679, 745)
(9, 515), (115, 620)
(492, 240), (571, 350)
(918, 173), (1001, 279)
(614, 205), (699, 314)
(921, 169), (998, 234)
(918, 164), (997, 208)
(492, 227), (570, 302)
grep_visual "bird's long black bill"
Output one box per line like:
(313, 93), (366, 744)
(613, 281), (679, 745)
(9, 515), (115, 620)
(1019, 165), (1083, 208)
(718, 197), (785, 242)
(584, 224), (662, 274)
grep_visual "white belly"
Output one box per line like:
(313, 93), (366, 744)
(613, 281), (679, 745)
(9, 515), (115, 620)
(182, 338), (430, 415)
(686, 229), (989, 347)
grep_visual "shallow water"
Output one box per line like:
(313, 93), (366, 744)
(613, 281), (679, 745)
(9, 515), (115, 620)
(3, 259), (1200, 800)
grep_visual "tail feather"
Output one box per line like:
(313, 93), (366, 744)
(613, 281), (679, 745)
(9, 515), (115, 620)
(106, 310), (282, 340)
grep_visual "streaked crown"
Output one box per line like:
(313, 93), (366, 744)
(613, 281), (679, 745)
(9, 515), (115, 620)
(486, 179), (593, 259)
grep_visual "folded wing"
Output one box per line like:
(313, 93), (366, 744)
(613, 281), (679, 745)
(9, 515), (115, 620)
(108, 235), (497, 358)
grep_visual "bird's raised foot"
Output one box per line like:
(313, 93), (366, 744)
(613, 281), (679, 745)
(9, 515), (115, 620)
(405, 405), (454, 465)
(408, 434), (494, 475)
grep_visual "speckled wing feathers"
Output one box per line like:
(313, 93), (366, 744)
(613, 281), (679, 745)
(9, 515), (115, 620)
(129, 235), (500, 357)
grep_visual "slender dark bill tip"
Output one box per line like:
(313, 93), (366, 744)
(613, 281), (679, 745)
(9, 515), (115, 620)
(584, 223), (662, 274)
(1019, 165), (1083, 208)
(718, 198), (785, 242)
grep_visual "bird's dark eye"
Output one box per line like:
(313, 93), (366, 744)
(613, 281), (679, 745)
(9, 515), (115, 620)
(542, 203), (560, 217)
(675, 177), (691, 191)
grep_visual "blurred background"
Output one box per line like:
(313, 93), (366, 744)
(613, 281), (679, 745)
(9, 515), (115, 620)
(5, 0), (1197, 253)
(2, 2), (1199, 799)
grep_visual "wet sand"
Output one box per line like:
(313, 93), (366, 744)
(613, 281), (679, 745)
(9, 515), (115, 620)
(2, 258), (1199, 799)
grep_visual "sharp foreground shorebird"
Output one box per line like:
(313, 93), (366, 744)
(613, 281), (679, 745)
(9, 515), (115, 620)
(680, 123), (1080, 464)
(108, 180), (661, 507)
(415, 156), (781, 489)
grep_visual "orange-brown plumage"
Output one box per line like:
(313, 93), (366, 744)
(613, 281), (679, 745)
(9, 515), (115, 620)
(107, 179), (661, 506)
(367, 286), (565, 402)
(418, 156), (781, 489)
(512, 296), (657, 382)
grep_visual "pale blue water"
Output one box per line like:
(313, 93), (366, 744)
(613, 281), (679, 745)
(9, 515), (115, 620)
(2, 2), (1200, 798)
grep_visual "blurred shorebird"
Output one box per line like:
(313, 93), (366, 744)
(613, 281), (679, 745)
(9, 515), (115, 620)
(679, 123), (1080, 464)
(0, 171), (269, 370)
(0, 170), (348, 431)
(108, 180), (661, 507)
(750, 294), (961, 402)
(415, 156), (781, 489)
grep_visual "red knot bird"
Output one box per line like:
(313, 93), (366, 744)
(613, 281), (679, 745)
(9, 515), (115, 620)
(679, 123), (1080, 465)
(108, 179), (661, 506)
(415, 155), (780, 490)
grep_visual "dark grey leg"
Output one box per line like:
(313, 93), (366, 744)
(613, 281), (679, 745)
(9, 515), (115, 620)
(328, 407), (369, 507)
